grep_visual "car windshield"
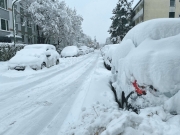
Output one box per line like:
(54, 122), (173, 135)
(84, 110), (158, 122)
(17, 48), (45, 56)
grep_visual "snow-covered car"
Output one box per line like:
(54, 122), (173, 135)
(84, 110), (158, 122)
(61, 46), (79, 57)
(8, 44), (60, 70)
(89, 48), (94, 52)
(78, 48), (85, 55)
(101, 44), (119, 70)
(111, 18), (180, 112)
(79, 46), (89, 55)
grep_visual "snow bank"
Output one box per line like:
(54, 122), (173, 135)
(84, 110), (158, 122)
(61, 46), (79, 57)
(164, 90), (180, 114)
(62, 54), (180, 135)
(123, 18), (180, 46)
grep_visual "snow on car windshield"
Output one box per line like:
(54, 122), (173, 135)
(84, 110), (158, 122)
(24, 44), (55, 50)
(17, 48), (46, 57)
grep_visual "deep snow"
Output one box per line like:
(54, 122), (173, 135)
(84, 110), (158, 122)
(62, 55), (180, 135)
(0, 53), (98, 135)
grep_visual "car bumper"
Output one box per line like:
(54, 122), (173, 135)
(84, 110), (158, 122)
(9, 64), (39, 70)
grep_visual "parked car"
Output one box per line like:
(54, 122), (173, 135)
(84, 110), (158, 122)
(110, 18), (180, 111)
(8, 44), (60, 70)
(101, 44), (119, 70)
(79, 46), (89, 54)
(78, 48), (85, 55)
(61, 46), (79, 57)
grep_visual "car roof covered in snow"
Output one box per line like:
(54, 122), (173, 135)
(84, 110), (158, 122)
(24, 44), (56, 50)
(123, 18), (180, 47)
(17, 48), (46, 56)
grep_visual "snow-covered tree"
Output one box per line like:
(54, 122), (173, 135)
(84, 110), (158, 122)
(14, 0), (92, 48)
(109, 0), (133, 44)
(105, 37), (113, 45)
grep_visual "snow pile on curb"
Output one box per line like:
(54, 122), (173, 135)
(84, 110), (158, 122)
(62, 54), (180, 135)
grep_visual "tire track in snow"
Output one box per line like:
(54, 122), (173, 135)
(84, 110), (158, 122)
(0, 54), (97, 118)
(0, 53), (95, 101)
(0, 53), (99, 135)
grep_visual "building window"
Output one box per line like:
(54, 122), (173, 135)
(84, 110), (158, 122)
(20, 17), (23, 24)
(169, 12), (175, 18)
(27, 20), (31, 28)
(170, 0), (175, 7)
(20, 7), (24, 14)
(0, 0), (7, 9)
(14, 4), (17, 10)
(22, 35), (24, 42)
(16, 23), (18, 34)
(0, 19), (8, 31)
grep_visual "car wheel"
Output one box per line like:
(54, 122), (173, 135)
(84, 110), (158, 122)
(56, 59), (59, 65)
(41, 62), (46, 69)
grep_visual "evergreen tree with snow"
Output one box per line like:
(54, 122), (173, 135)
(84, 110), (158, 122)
(109, 0), (133, 44)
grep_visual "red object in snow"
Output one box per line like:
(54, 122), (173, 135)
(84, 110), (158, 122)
(132, 80), (146, 95)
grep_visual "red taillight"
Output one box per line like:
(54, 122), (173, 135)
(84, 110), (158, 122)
(132, 80), (146, 95)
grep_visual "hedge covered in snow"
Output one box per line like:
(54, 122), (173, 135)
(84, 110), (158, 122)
(0, 43), (25, 61)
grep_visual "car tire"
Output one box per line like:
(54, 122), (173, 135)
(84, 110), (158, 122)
(56, 59), (59, 65)
(41, 62), (46, 69)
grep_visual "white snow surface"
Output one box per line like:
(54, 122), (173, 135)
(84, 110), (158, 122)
(8, 47), (59, 69)
(24, 44), (56, 50)
(123, 18), (180, 46)
(62, 55), (180, 135)
(1, 51), (180, 135)
(0, 53), (99, 135)
(103, 44), (119, 67)
(117, 34), (180, 95)
(111, 39), (135, 72)
(61, 46), (79, 57)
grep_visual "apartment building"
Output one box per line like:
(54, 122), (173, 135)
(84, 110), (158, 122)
(0, 0), (37, 43)
(132, 0), (180, 26)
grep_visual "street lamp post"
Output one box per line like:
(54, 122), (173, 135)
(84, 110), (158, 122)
(12, 0), (19, 46)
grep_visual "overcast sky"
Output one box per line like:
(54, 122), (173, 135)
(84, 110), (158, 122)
(64, 0), (139, 43)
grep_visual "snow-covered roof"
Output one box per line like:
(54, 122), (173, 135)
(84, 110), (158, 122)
(17, 48), (46, 56)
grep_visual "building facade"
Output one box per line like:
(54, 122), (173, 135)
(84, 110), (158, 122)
(0, 0), (40, 44)
(132, 0), (180, 26)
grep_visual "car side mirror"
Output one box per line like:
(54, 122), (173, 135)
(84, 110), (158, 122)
(46, 54), (51, 57)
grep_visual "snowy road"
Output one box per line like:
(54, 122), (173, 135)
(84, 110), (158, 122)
(0, 52), (99, 135)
